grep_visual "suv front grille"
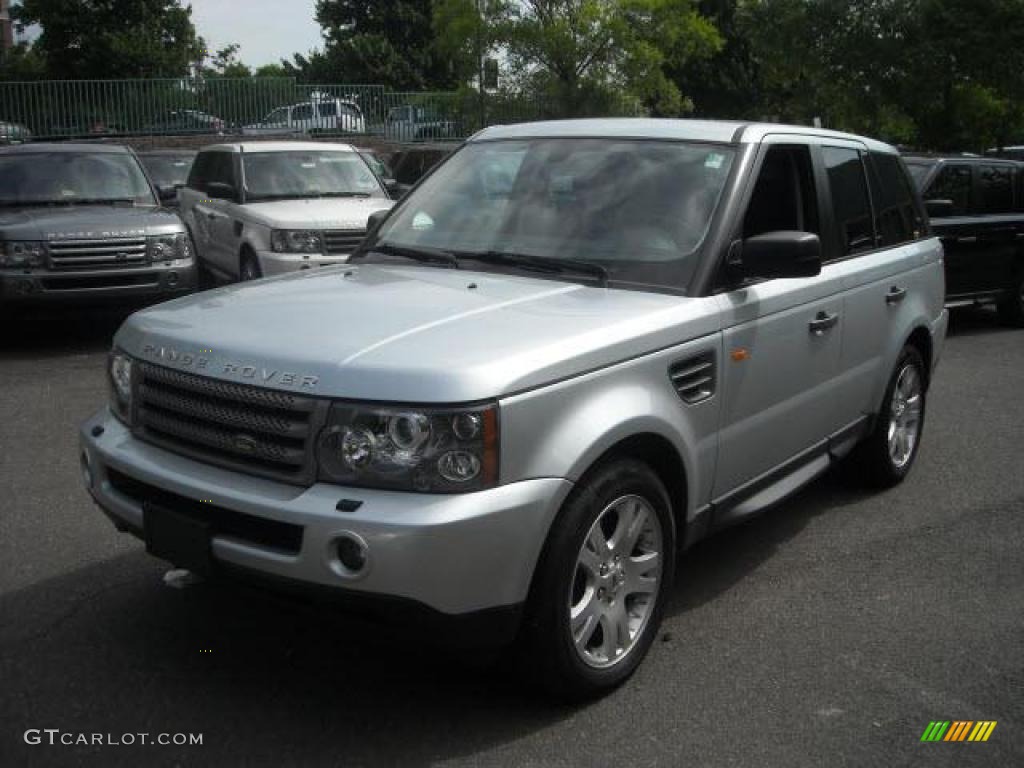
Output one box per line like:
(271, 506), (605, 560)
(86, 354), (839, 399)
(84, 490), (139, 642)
(134, 362), (327, 485)
(323, 229), (367, 255)
(48, 237), (148, 270)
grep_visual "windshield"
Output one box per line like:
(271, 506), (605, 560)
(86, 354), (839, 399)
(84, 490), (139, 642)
(0, 152), (156, 206)
(370, 138), (735, 291)
(904, 160), (935, 188)
(242, 151), (386, 201)
(140, 154), (195, 188)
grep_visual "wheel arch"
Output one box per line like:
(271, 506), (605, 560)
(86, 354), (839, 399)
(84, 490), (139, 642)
(905, 325), (933, 390)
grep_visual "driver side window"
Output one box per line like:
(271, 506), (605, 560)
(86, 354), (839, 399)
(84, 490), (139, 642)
(743, 145), (820, 240)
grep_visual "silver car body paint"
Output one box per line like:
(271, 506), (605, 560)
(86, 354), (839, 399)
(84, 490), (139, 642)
(81, 119), (949, 619)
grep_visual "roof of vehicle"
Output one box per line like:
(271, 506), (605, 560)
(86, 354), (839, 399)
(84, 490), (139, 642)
(137, 148), (198, 157)
(472, 118), (898, 152)
(902, 152), (1020, 165)
(199, 141), (357, 153)
(0, 142), (133, 154)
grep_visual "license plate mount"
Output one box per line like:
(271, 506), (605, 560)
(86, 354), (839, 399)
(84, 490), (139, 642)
(143, 502), (213, 576)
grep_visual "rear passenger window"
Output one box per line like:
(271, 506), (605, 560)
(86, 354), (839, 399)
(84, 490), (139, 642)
(822, 147), (874, 256)
(926, 165), (971, 215)
(292, 104), (314, 121)
(976, 164), (1014, 213)
(742, 145), (820, 240)
(318, 102), (337, 117)
(867, 153), (921, 246)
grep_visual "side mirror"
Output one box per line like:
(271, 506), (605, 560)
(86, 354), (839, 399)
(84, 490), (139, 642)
(206, 181), (237, 202)
(384, 179), (408, 200)
(925, 198), (955, 218)
(157, 185), (180, 204)
(733, 231), (822, 280)
(367, 208), (390, 233)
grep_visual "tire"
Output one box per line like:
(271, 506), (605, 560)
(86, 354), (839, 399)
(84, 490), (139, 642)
(849, 345), (927, 488)
(239, 251), (262, 282)
(518, 458), (675, 702)
(996, 269), (1024, 327)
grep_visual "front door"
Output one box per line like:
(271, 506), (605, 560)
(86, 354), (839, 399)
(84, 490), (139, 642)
(713, 140), (844, 498)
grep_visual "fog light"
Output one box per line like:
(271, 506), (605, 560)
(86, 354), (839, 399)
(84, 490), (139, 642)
(80, 452), (93, 489)
(334, 533), (368, 575)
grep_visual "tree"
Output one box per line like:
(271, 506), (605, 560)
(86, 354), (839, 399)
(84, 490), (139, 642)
(197, 42), (253, 78)
(315, 0), (457, 88)
(15, 0), (201, 79)
(436, 0), (722, 117)
(0, 41), (47, 81)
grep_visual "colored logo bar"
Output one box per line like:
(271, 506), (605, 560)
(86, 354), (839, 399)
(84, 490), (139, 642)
(920, 721), (997, 742)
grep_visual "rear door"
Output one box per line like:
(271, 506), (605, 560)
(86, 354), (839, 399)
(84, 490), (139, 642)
(923, 162), (978, 298)
(968, 163), (1019, 294)
(833, 148), (931, 428)
(713, 136), (845, 499)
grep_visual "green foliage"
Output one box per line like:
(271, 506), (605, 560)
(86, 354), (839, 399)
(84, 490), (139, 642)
(435, 0), (721, 118)
(314, 0), (457, 88)
(15, 0), (201, 79)
(0, 42), (47, 81)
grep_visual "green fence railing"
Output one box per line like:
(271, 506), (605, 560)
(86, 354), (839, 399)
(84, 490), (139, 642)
(0, 77), (644, 143)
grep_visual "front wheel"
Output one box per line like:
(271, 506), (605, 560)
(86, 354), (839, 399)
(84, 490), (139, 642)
(849, 345), (927, 487)
(239, 252), (262, 282)
(518, 458), (675, 702)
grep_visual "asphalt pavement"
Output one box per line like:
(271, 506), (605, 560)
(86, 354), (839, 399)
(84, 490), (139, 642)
(0, 304), (1021, 768)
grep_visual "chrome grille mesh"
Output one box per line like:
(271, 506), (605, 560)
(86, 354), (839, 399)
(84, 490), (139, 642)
(134, 362), (325, 484)
(48, 237), (148, 269)
(323, 229), (367, 255)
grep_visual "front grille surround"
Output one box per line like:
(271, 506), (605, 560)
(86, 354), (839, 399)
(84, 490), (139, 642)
(132, 361), (329, 485)
(323, 229), (368, 255)
(48, 237), (149, 270)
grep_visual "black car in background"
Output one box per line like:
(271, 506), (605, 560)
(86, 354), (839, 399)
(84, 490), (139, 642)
(904, 154), (1024, 324)
(137, 150), (197, 206)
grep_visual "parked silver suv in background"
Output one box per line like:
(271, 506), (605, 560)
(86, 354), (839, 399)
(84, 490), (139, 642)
(81, 119), (947, 700)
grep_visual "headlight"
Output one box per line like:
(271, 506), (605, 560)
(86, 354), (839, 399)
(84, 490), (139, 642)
(108, 351), (134, 425)
(0, 241), (46, 268)
(317, 403), (498, 492)
(271, 229), (324, 254)
(147, 233), (192, 262)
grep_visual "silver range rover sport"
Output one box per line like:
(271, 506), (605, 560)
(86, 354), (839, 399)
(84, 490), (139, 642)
(80, 119), (948, 700)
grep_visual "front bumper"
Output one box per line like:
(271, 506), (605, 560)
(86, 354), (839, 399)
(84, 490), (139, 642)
(256, 250), (354, 277)
(80, 408), (571, 633)
(0, 261), (197, 304)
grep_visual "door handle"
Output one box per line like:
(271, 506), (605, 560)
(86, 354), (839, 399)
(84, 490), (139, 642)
(809, 311), (840, 335)
(885, 286), (908, 305)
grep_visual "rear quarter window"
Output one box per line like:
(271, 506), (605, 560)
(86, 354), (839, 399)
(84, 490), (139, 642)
(976, 164), (1014, 214)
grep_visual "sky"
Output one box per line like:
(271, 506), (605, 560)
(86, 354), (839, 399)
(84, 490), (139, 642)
(189, 0), (324, 67)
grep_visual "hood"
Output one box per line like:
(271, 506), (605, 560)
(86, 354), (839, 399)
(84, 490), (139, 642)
(117, 265), (718, 402)
(242, 197), (393, 229)
(0, 205), (183, 241)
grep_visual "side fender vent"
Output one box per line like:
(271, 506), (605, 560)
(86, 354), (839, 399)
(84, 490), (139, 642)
(669, 352), (716, 404)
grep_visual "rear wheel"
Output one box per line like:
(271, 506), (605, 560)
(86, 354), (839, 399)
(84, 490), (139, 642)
(996, 269), (1024, 327)
(849, 345), (927, 487)
(518, 458), (675, 702)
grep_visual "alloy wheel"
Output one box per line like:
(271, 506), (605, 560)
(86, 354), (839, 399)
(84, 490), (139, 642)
(569, 494), (663, 669)
(887, 363), (923, 469)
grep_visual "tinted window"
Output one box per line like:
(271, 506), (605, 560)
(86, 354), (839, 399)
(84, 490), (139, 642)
(202, 152), (235, 190)
(374, 139), (736, 292)
(976, 164), (1014, 213)
(0, 151), (156, 205)
(292, 104), (314, 121)
(186, 152), (210, 190)
(867, 153), (920, 246)
(140, 154), (195, 188)
(823, 147), (875, 255)
(242, 151), (386, 200)
(318, 101), (337, 117)
(926, 165), (971, 216)
(743, 145), (820, 239)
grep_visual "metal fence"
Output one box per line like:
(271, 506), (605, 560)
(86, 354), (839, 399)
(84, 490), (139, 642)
(0, 77), (643, 143)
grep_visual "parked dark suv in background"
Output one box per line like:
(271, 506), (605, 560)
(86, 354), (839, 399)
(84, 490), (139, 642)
(904, 154), (1024, 324)
(0, 143), (196, 307)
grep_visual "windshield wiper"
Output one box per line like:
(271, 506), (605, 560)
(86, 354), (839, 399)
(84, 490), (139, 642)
(0, 197), (136, 207)
(454, 250), (608, 286)
(360, 242), (460, 269)
(313, 191), (372, 198)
